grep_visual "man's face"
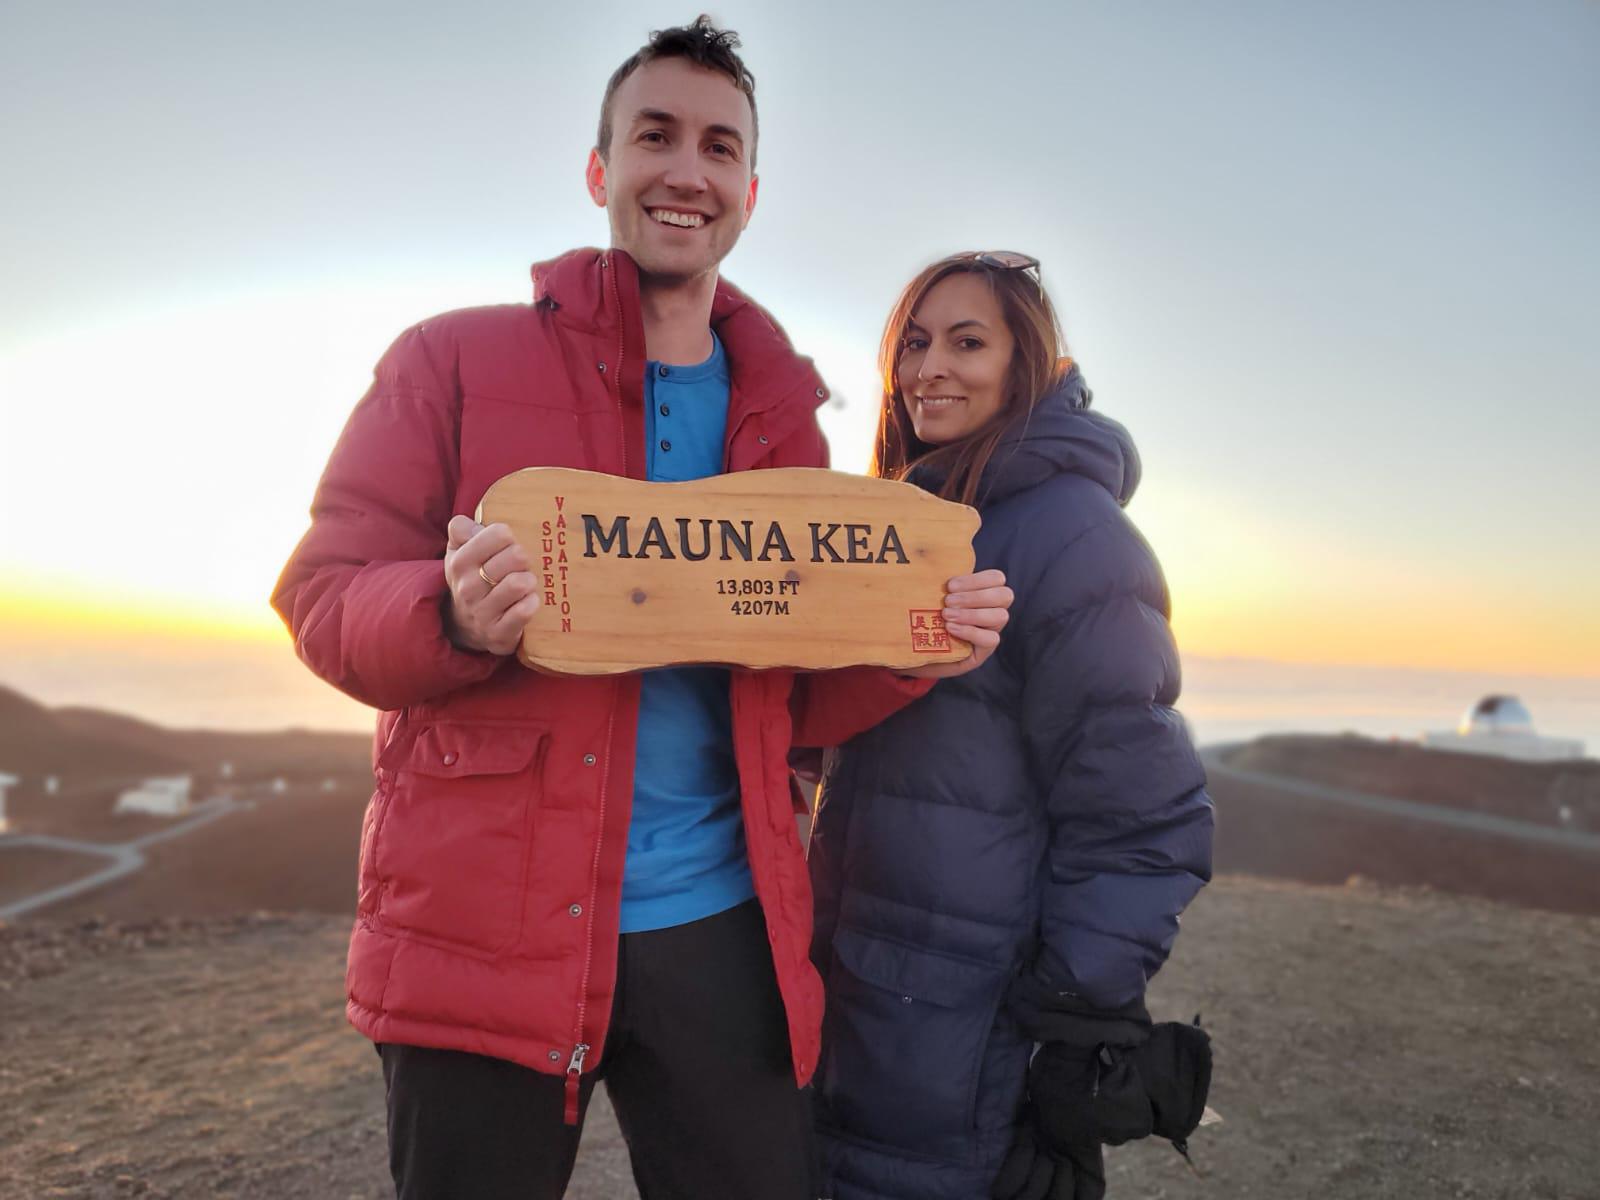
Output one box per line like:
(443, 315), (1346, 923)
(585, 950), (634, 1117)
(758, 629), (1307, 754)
(587, 57), (759, 285)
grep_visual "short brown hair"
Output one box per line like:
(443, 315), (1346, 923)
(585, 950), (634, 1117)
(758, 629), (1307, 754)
(871, 254), (1072, 508)
(596, 15), (759, 167)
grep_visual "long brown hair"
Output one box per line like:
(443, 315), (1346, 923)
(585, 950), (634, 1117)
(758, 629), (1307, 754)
(870, 253), (1071, 507)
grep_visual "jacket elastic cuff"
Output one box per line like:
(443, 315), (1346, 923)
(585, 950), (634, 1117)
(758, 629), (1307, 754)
(875, 669), (938, 700)
(1007, 965), (1152, 1048)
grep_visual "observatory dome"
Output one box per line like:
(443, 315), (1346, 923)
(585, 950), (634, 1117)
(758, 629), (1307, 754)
(1458, 695), (1534, 737)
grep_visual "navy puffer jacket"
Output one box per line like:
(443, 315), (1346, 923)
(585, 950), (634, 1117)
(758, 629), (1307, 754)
(808, 365), (1214, 1200)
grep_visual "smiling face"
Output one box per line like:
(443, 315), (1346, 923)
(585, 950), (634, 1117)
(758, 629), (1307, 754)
(586, 57), (758, 286)
(896, 272), (1018, 445)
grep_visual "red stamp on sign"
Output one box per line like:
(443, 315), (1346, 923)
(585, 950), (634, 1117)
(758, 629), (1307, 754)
(908, 609), (951, 653)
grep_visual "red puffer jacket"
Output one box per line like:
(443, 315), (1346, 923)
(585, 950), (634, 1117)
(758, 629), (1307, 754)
(272, 248), (927, 1109)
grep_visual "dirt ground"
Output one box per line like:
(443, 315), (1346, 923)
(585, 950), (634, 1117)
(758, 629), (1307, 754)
(2, 771), (373, 849)
(0, 848), (104, 908)
(4, 784), (181, 845)
(33, 787), (370, 922)
(0, 913), (632, 1200)
(5, 722), (1598, 1197)
(1210, 756), (1600, 917)
(3, 876), (1597, 1200)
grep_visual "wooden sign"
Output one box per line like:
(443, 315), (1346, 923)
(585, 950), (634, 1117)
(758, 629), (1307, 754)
(476, 467), (980, 674)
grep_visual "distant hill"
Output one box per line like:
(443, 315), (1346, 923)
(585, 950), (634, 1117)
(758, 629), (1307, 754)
(1210, 734), (1600, 915)
(52, 704), (373, 778)
(1227, 733), (1600, 831)
(0, 686), (185, 778)
(0, 684), (371, 781)
(0, 683), (375, 914)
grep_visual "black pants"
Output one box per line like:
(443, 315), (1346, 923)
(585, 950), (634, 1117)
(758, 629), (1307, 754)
(379, 899), (817, 1200)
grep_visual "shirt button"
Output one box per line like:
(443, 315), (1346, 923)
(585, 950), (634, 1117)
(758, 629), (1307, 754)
(658, 365), (670, 378)
(569, 903), (583, 917)
(659, 403), (670, 416)
(583, 754), (597, 766)
(660, 439), (671, 452)
(441, 752), (458, 766)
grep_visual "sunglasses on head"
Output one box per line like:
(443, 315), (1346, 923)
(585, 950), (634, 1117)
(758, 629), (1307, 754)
(967, 251), (1040, 273)
(962, 251), (1043, 293)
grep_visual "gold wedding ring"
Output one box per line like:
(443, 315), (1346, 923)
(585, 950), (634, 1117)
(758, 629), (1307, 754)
(478, 565), (499, 589)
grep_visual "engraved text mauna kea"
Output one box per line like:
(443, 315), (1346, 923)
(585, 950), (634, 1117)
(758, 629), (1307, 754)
(475, 467), (981, 674)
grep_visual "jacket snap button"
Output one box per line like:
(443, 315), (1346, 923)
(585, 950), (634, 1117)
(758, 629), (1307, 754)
(548, 1050), (562, 1062)
(815, 387), (826, 399)
(569, 903), (583, 917)
(900, 995), (913, 1004)
(583, 754), (597, 766)
(597, 361), (607, 373)
(441, 752), (458, 766)
(660, 439), (671, 452)
(757, 435), (769, 445)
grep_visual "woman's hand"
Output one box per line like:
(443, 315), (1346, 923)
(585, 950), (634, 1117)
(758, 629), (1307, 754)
(900, 569), (1014, 680)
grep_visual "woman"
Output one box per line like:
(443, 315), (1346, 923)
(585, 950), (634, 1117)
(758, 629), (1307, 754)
(808, 253), (1214, 1200)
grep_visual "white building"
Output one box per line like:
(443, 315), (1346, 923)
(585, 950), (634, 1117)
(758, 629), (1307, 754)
(1422, 695), (1586, 762)
(0, 772), (17, 834)
(115, 775), (194, 817)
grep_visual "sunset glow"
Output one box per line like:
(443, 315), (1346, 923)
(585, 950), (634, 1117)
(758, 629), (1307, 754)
(2, 0), (1594, 739)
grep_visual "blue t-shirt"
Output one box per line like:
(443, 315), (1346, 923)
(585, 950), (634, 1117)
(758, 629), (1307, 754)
(620, 333), (756, 933)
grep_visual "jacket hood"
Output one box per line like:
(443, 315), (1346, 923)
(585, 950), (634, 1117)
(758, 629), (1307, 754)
(911, 362), (1141, 509)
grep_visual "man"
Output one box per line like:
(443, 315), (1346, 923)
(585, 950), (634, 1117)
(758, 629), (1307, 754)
(273, 17), (1012, 1200)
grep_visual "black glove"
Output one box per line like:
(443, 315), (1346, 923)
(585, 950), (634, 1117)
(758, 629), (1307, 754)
(1005, 972), (1152, 1049)
(1030, 1019), (1213, 1150)
(990, 1113), (1104, 1200)
(1006, 969), (1213, 1143)
(1131, 1020), (1212, 1144)
(1029, 1040), (1151, 1149)
(993, 1021), (1213, 1198)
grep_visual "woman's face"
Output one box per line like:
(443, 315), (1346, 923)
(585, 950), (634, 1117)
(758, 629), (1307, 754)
(897, 272), (1016, 445)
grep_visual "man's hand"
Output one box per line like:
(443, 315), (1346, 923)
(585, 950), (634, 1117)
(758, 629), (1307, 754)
(442, 516), (542, 655)
(900, 569), (1014, 680)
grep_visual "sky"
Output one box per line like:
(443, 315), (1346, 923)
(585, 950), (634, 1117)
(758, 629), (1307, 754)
(1, 0), (1597, 740)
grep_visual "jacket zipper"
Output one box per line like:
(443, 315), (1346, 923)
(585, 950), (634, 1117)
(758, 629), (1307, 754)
(563, 1040), (591, 1124)
(611, 255), (631, 480)
(564, 255), (630, 1125)
(565, 699), (615, 1124)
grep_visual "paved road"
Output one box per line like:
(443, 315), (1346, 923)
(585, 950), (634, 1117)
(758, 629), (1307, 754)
(0, 795), (244, 919)
(1202, 746), (1600, 853)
